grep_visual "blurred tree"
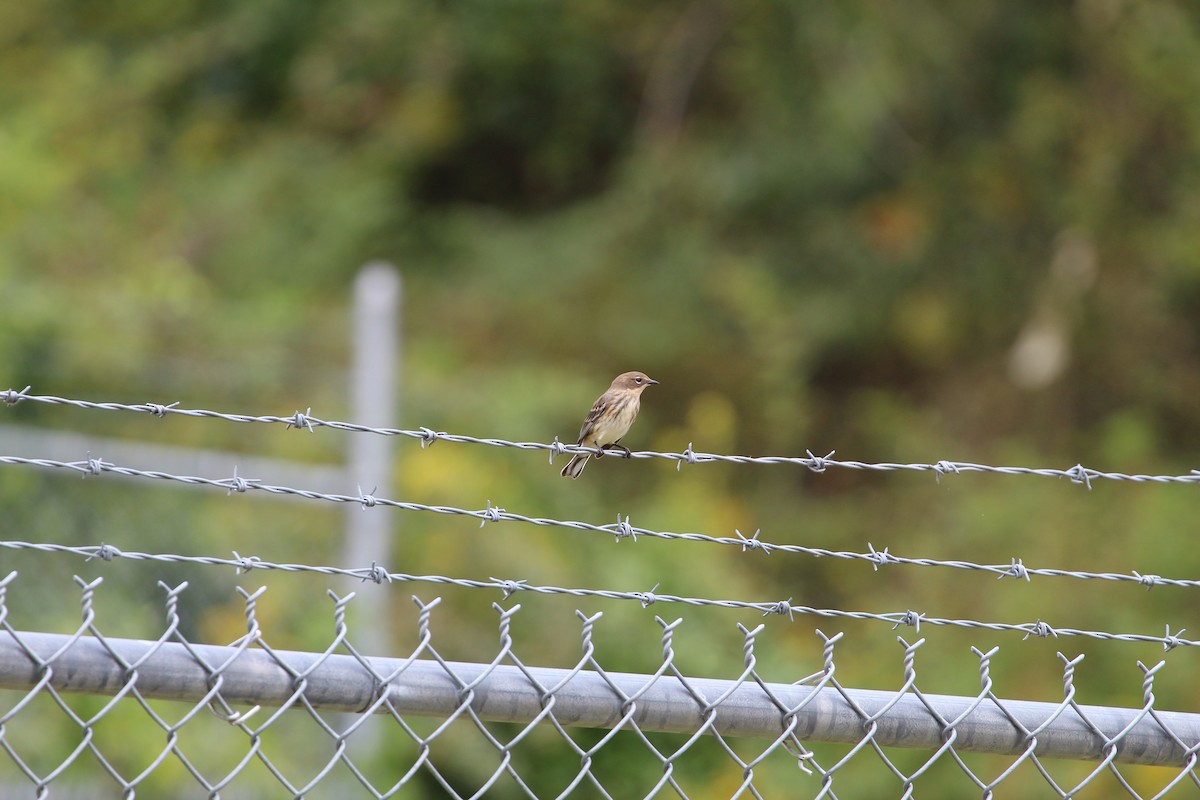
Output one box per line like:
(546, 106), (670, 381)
(3, 0), (1200, 795)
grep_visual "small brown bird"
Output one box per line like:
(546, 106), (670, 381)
(561, 371), (659, 479)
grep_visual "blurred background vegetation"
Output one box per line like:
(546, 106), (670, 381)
(3, 0), (1200, 795)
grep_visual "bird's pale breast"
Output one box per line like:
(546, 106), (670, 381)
(586, 394), (639, 447)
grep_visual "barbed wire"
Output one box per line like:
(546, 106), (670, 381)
(8, 389), (1200, 796)
(6, 387), (1200, 487)
(1, 453), (1196, 597)
(1, 541), (1194, 650)
(4, 390), (1197, 650)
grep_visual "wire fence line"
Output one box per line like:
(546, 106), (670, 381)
(6, 387), (1200, 488)
(2, 573), (1200, 799)
(6, 390), (1200, 795)
(1, 449), (1197, 648)
(1, 541), (1196, 652)
(1, 449), (1198, 599)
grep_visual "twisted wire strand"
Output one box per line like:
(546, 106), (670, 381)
(1, 541), (1194, 650)
(5, 388), (1200, 487)
(0, 454), (1194, 595)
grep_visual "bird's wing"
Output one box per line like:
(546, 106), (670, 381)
(577, 393), (611, 444)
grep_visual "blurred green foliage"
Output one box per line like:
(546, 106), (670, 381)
(3, 0), (1200, 795)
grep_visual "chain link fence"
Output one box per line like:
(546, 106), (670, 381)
(3, 572), (1199, 799)
(3, 390), (1200, 797)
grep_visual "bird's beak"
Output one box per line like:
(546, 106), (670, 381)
(647, 379), (660, 385)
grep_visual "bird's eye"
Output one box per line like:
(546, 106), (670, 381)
(635, 377), (642, 384)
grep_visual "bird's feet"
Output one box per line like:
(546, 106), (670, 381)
(603, 442), (633, 459)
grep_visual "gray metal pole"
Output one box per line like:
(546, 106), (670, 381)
(343, 262), (401, 659)
(1, 630), (1195, 767)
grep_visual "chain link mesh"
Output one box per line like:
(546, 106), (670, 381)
(2, 575), (1199, 798)
(4, 391), (1200, 797)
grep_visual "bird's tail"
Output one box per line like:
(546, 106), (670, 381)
(560, 454), (590, 479)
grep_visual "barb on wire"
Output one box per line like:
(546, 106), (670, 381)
(1, 539), (1196, 650)
(4, 454), (1200, 596)
(6, 389), (1200, 487)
